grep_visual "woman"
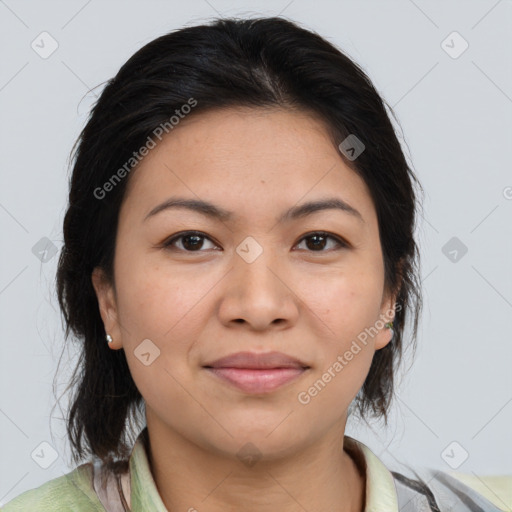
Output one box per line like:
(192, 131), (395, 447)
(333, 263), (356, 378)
(2, 16), (502, 512)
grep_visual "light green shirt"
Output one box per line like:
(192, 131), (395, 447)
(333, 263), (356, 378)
(1, 427), (506, 511)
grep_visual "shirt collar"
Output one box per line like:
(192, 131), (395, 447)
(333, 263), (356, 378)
(344, 435), (399, 512)
(128, 428), (399, 512)
(129, 427), (168, 511)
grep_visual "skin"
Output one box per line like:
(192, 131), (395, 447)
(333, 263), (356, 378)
(92, 107), (397, 512)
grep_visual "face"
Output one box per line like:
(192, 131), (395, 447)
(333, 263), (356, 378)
(92, 107), (397, 461)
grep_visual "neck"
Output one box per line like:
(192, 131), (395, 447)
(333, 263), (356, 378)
(145, 418), (366, 512)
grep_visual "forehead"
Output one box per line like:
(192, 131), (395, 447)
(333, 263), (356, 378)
(121, 107), (376, 225)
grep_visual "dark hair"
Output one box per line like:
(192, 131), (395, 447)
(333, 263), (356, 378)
(54, 15), (424, 473)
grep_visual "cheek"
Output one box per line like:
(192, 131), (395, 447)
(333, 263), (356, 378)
(115, 262), (218, 401)
(300, 267), (382, 337)
(116, 268), (207, 410)
(297, 267), (382, 393)
(115, 253), (208, 338)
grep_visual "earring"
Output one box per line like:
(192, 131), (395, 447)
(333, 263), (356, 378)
(106, 333), (113, 344)
(385, 321), (394, 340)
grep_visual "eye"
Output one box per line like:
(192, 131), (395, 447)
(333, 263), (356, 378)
(294, 231), (348, 252)
(162, 230), (348, 253)
(162, 231), (219, 252)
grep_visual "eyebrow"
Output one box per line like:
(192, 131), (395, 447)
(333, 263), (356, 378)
(144, 196), (364, 224)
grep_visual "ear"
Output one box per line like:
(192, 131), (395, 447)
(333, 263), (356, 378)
(374, 260), (403, 351)
(374, 291), (397, 351)
(91, 267), (123, 349)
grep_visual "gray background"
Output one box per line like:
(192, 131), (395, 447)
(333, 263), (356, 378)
(1, 0), (511, 506)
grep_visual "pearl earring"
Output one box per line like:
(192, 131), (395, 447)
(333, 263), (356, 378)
(106, 333), (113, 344)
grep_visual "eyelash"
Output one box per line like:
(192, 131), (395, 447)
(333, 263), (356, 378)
(162, 230), (349, 253)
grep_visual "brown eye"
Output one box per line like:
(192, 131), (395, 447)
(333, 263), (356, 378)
(162, 230), (348, 254)
(163, 231), (218, 252)
(295, 232), (348, 252)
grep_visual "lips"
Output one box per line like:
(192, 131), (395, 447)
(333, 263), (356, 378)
(203, 351), (310, 394)
(203, 351), (309, 370)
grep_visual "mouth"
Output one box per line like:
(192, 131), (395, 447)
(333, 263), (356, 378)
(202, 351), (310, 394)
(203, 367), (309, 394)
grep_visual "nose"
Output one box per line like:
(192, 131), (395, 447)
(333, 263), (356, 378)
(217, 248), (300, 332)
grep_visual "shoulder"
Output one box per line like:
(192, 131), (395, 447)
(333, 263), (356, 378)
(391, 466), (508, 511)
(1, 463), (106, 512)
